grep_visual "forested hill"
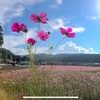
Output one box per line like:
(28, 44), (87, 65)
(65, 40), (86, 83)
(36, 53), (100, 63)
(1, 48), (100, 63)
(0, 48), (15, 59)
(0, 48), (28, 62)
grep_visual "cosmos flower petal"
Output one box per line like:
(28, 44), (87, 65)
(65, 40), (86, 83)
(60, 27), (75, 38)
(19, 24), (27, 31)
(30, 12), (48, 24)
(11, 22), (27, 33)
(60, 28), (67, 35)
(67, 32), (75, 38)
(40, 12), (47, 18)
(67, 27), (72, 32)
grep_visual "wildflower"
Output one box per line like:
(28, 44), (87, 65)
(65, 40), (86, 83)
(19, 95), (25, 99)
(60, 27), (75, 38)
(11, 22), (27, 33)
(19, 95), (34, 100)
(38, 31), (49, 41)
(30, 12), (48, 24)
(27, 38), (37, 46)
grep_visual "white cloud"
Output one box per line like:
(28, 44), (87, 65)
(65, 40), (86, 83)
(3, 35), (24, 49)
(88, 15), (100, 20)
(26, 28), (37, 39)
(49, 0), (63, 8)
(2, 34), (27, 55)
(35, 47), (48, 54)
(47, 18), (68, 31)
(41, 18), (67, 32)
(9, 47), (48, 55)
(42, 17), (85, 33)
(56, 0), (63, 5)
(0, 0), (46, 25)
(59, 41), (95, 54)
(10, 48), (28, 55)
(73, 27), (85, 33)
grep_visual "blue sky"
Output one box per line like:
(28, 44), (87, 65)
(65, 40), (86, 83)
(0, 0), (100, 55)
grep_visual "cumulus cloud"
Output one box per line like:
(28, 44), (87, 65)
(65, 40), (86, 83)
(88, 15), (100, 20)
(73, 27), (85, 33)
(0, 0), (46, 24)
(59, 41), (95, 54)
(42, 17), (85, 33)
(26, 28), (37, 39)
(3, 35), (24, 49)
(10, 48), (28, 55)
(47, 18), (68, 31)
(34, 47), (48, 54)
(9, 47), (48, 55)
(2, 34), (27, 55)
(49, 0), (63, 8)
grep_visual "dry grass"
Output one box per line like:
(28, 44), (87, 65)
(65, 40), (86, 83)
(0, 87), (11, 100)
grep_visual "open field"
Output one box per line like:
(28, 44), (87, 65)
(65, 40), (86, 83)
(0, 65), (100, 100)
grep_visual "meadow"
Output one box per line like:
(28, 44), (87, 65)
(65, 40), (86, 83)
(0, 66), (100, 100)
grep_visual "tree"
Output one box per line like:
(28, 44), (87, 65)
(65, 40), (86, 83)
(0, 23), (4, 47)
(0, 23), (4, 60)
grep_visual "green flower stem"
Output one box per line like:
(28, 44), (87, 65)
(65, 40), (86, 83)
(49, 36), (66, 56)
(21, 32), (29, 51)
(48, 34), (50, 54)
(33, 23), (41, 68)
(35, 23), (40, 54)
(36, 41), (42, 48)
(30, 53), (36, 69)
(21, 32), (36, 70)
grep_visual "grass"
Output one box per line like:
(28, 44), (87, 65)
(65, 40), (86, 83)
(0, 66), (100, 100)
(0, 85), (12, 100)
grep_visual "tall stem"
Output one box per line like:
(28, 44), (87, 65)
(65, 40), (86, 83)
(48, 34), (50, 54)
(34, 23), (41, 67)
(36, 41), (42, 48)
(49, 36), (66, 56)
(21, 32), (35, 70)
(22, 32), (29, 51)
(35, 23), (40, 54)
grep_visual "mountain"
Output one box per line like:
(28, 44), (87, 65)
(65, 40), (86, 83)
(36, 53), (100, 63)
(1, 48), (100, 64)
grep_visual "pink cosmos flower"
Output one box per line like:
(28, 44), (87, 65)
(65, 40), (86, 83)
(60, 27), (75, 38)
(27, 38), (37, 46)
(19, 95), (25, 99)
(19, 95), (34, 100)
(30, 12), (48, 24)
(38, 31), (49, 41)
(11, 22), (27, 33)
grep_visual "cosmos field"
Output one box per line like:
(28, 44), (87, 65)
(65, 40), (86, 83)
(0, 66), (100, 100)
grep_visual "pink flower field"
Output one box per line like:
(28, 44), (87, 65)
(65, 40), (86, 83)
(1, 65), (100, 81)
(0, 66), (100, 100)
(40, 65), (100, 71)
